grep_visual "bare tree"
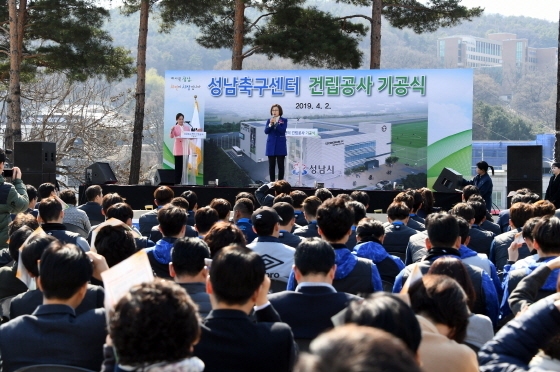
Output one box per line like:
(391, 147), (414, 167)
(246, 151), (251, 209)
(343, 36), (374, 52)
(0, 73), (134, 186)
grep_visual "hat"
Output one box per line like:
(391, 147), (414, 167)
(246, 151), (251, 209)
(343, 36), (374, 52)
(251, 207), (282, 228)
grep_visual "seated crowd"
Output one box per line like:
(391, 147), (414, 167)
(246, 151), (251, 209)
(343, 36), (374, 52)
(1, 172), (560, 372)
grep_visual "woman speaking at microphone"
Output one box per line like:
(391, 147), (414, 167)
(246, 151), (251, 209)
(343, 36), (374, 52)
(265, 104), (288, 182)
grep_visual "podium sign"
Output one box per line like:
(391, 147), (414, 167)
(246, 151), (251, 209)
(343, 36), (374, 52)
(286, 129), (318, 137)
(180, 131), (207, 139)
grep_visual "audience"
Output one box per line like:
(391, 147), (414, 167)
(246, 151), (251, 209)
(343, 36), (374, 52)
(139, 186), (174, 236)
(106, 280), (203, 372)
(255, 180), (292, 207)
(290, 190), (309, 227)
(204, 221), (246, 258)
(383, 202), (418, 261)
(194, 206), (219, 238)
(293, 196), (322, 238)
(145, 204), (187, 279)
(272, 202), (302, 248)
(77, 184), (104, 225)
(59, 189), (91, 237)
(0, 242), (107, 371)
(38, 197), (90, 251)
(295, 325), (421, 372)
(169, 237), (212, 318)
(264, 238), (360, 351)
(232, 197), (257, 243)
(181, 190), (199, 226)
(193, 245), (296, 372)
(0, 226), (34, 300)
(209, 198), (231, 221)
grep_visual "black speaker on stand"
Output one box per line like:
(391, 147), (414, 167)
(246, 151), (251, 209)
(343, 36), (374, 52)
(14, 142), (57, 189)
(85, 163), (117, 185)
(153, 169), (175, 186)
(433, 168), (464, 193)
(506, 146), (542, 208)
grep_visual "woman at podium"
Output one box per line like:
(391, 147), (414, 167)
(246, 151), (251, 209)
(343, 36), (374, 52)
(265, 104), (288, 181)
(170, 112), (196, 185)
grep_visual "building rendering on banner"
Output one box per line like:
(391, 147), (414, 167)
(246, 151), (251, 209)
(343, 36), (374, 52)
(239, 119), (392, 185)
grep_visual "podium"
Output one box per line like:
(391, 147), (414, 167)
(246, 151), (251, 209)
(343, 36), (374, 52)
(286, 128), (319, 187)
(179, 131), (206, 185)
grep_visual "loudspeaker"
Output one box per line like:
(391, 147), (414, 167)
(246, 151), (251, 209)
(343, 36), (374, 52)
(507, 146), (542, 181)
(24, 173), (57, 190)
(85, 162), (117, 185)
(14, 142), (56, 173)
(153, 169), (175, 186)
(433, 167), (464, 193)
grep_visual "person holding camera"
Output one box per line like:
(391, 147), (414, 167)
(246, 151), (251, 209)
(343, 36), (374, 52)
(0, 148), (28, 248)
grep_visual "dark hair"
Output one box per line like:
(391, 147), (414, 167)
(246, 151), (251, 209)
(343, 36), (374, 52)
(467, 200), (487, 225)
(426, 213), (459, 248)
(204, 221), (247, 258)
(9, 225), (34, 262)
(209, 198), (231, 220)
(180, 190), (198, 211)
(37, 183), (56, 200)
(344, 293), (422, 353)
(408, 274), (469, 343)
(38, 196), (62, 222)
(317, 198), (353, 242)
(522, 217), (541, 241)
(477, 161), (494, 176)
(449, 202), (475, 222)
(102, 193), (124, 213)
(154, 186), (174, 206)
(106, 203), (134, 223)
(407, 190), (423, 212)
(456, 217), (470, 245)
(350, 191), (369, 208)
(195, 207), (219, 235)
(158, 204), (187, 237)
(290, 190), (308, 208)
(387, 202), (409, 221)
(314, 188), (333, 202)
(39, 242), (93, 299)
(273, 180), (291, 195)
(8, 213), (39, 238)
(419, 187), (435, 215)
(233, 198), (254, 217)
(235, 191), (257, 205)
(532, 216), (560, 253)
(272, 202), (295, 226)
(210, 245), (265, 305)
(302, 196), (322, 219)
(510, 202), (534, 229)
(171, 238), (210, 277)
(296, 325), (421, 372)
(26, 184), (38, 201)
(347, 201), (366, 225)
(273, 193), (294, 206)
(21, 234), (58, 277)
(462, 185), (480, 202)
(533, 200), (556, 217)
(336, 193), (352, 202)
(394, 192), (414, 210)
(170, 197), (189, 211)
(356, 218), (385, 244)
(85, 185), (102, 202)
(175, 112), (184, 121)
(59, 189), (77, 206)
(294, 238), (335, 276)
(95, 225), (137, 267)
(427, 257), (476, 311)
(110, 280), (200, 366)
(270, 104), (283, 116)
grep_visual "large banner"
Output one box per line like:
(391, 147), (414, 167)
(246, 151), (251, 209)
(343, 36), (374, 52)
(164, 69), (473, 190)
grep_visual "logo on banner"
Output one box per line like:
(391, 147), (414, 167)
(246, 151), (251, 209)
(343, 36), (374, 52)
(292, 162), (308, 175)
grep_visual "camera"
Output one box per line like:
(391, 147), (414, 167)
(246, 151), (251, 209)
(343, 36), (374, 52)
(2, 169), (13, 178)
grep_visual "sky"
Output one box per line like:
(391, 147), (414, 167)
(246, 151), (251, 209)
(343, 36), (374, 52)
(460, 0), (559, 22)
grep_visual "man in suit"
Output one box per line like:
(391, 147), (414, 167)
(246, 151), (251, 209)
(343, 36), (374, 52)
(77, 184), (104, 226)
(545, 162), (560, 208)
(139, 186), (174, 236)
(193, 245), (296, 372)
(272, 202), (301, 248)
(265, 238), (360, 350)
(39, 197), (90, 252)
(294, 196), (322, 238)
(383, 202), (418, 261)
(0, 242), (107, 372)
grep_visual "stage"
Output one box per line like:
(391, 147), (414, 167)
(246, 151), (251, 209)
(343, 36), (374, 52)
(78, 185), (462, 213)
